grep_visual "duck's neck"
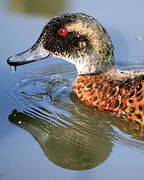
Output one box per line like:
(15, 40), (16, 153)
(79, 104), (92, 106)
(75, 54), (115, 75)
(78, 66), (144, 81)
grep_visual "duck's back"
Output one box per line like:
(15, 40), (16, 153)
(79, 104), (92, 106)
(73, 73), (144, 124)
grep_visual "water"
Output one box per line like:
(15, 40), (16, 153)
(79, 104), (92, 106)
(1, 0), (144, 179)
(10, 66), (16, 73)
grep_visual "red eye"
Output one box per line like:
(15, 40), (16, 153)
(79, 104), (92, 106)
(58, 28), (68, 36)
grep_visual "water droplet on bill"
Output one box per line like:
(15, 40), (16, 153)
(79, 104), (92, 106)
(10, 66), (16, 73)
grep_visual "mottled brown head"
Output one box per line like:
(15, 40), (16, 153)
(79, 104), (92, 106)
(7, 13), (115, 74)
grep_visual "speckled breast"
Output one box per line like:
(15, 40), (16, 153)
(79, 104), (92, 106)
(73, 74), (144, 125)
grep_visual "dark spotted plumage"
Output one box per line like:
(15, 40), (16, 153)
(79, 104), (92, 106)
(7, 13), (144, 125)
(73, 74), (144, 124)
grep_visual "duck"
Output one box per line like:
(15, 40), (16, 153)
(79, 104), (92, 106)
(7, 13), (144, 125)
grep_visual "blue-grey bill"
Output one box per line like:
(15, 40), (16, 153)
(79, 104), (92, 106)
(7, 42), (51, 66)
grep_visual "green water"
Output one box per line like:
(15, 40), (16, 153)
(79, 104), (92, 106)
(1, 0), (144, 179)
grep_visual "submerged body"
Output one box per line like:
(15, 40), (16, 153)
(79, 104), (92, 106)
(7, 13), (144, 125)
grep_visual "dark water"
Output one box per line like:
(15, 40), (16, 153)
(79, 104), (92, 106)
(1, 0), (144, 179)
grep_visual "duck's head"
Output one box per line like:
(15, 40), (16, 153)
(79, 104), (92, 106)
(7, 13), (115, 74)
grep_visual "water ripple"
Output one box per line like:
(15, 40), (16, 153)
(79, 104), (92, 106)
(6, 62), (144, 170)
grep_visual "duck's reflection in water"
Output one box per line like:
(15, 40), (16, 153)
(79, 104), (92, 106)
(9, 93), (115, 170)
(8, 79), (144, 170)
